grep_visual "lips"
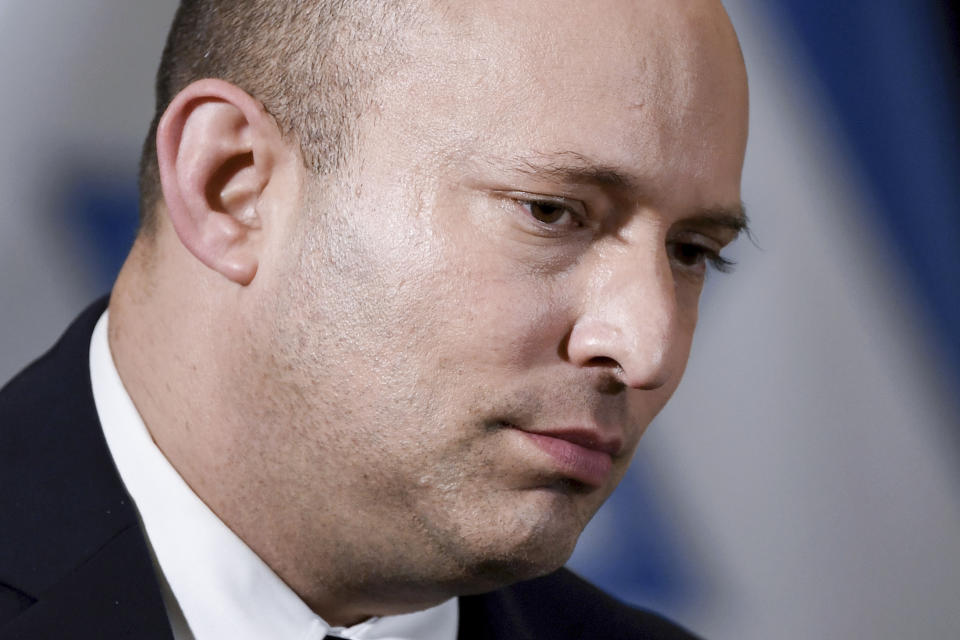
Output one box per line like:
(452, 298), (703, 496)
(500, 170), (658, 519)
(516, 428), (621, 488)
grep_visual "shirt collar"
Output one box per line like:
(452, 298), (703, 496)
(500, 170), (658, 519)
(89, 309), (459, 640)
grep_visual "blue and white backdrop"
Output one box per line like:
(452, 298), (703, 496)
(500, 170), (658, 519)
(2, 2), (958, 638)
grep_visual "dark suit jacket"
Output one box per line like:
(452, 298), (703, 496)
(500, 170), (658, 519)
(0, 299), (698, 639)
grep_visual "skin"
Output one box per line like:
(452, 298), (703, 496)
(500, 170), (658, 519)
(109, 0), (748, 627)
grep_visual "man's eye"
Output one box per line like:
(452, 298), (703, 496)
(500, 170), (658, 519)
(667, 242), (735, 273)
(520, 201), (578, 227)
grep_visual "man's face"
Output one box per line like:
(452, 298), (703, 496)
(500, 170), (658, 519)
(247, 0), (747, 594)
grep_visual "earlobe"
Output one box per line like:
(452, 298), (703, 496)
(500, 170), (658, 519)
(155, 79), (282, 286)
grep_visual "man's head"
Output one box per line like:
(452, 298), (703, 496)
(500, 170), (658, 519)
(115, 0), (748, 624)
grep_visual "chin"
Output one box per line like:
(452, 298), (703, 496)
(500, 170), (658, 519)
(437, 492), (590, 593)
(450, 533), (580, 596)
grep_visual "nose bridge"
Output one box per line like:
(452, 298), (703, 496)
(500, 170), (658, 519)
(567, 242), (678, 390)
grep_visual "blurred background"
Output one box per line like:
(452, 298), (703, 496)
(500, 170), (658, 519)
(2, 1), (958, 638)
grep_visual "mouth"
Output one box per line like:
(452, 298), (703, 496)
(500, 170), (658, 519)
(496, 421), (621, 489)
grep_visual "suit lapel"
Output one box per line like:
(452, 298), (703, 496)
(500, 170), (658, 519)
(0, 298), (173, 639)
(0, 525), (173, 639)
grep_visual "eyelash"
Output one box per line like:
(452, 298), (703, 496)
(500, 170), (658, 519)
(517, 198), (586, 230)
(668, 241), (736, 274)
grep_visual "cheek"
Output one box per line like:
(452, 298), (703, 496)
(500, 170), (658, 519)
(428, 246), (572, 374)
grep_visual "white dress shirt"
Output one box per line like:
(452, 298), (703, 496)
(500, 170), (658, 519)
(89, 310), (459, 640)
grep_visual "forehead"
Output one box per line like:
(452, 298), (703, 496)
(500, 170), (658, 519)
(437, 0), (738, 82)
(363, 0), (747, 206)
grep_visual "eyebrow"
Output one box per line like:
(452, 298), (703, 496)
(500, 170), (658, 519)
(682, 206), (751, 236)
(509, 151), (642, 190)
(505, 150), (751, 236)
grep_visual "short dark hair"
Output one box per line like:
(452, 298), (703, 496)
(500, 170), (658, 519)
(138, 0), (418, 234)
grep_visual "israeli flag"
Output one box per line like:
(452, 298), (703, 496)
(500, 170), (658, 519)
(572, 2), (960, 638)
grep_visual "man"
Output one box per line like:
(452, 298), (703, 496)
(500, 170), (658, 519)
(0, 0), (748, 637)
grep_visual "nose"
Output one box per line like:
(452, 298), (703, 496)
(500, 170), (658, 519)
(565, 250), (683, 391)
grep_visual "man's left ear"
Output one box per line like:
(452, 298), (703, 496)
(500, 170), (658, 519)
(155, 78), (294, 285)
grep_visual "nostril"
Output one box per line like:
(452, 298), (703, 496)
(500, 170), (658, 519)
(584, 356), (619, 369)
(583, 358), (628, 394)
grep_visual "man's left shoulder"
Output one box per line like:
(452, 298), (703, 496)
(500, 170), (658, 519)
(459, 568), (700, 640)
